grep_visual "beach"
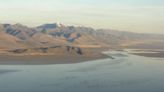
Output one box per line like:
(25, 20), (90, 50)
(1, 48), (164, 65)
(0, 48), (109, 65)
(129, 49), (164, 58)
(0, 54), (108, 65)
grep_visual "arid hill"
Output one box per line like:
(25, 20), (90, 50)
(0, 23), (164, 55)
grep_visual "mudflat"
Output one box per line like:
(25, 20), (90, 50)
(0, 48), (109, 65)
(0, 54), (108, 65)
(130, 49), (164, 58)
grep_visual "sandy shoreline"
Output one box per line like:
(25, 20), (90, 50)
(129, 49), (164, 58)
(1, 47), (164, 65)
(0, 53), (109, 65)
(0, 47), (110, 65)
(131, 52), (164, 58)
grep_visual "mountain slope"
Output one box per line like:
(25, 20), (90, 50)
(0, 23), (164, 52)
(0, 31), (26, 49)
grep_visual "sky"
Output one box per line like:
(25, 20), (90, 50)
(0, 0), (164, 34)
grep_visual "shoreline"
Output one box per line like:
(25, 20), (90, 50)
(128, 49), (164, 58)
(1, 48), (164, 65)
(0, 53), (109, 65)
(131, 52), (164, 58)
(0, 47), (110, 65)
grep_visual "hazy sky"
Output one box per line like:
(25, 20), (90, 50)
(0, 0), (164, 33)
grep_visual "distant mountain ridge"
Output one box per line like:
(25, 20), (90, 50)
(0, 23), (164, 53)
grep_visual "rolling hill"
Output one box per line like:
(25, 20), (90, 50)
(0, 23), (164, 55)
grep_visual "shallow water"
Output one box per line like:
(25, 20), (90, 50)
(0, 52), (164, 92)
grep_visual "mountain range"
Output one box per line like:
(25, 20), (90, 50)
(0, 23), (164, 55)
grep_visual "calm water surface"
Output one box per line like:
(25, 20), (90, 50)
(0, 51), (164, 92)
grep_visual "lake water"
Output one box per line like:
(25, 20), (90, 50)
(0, 51), (164, 92)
